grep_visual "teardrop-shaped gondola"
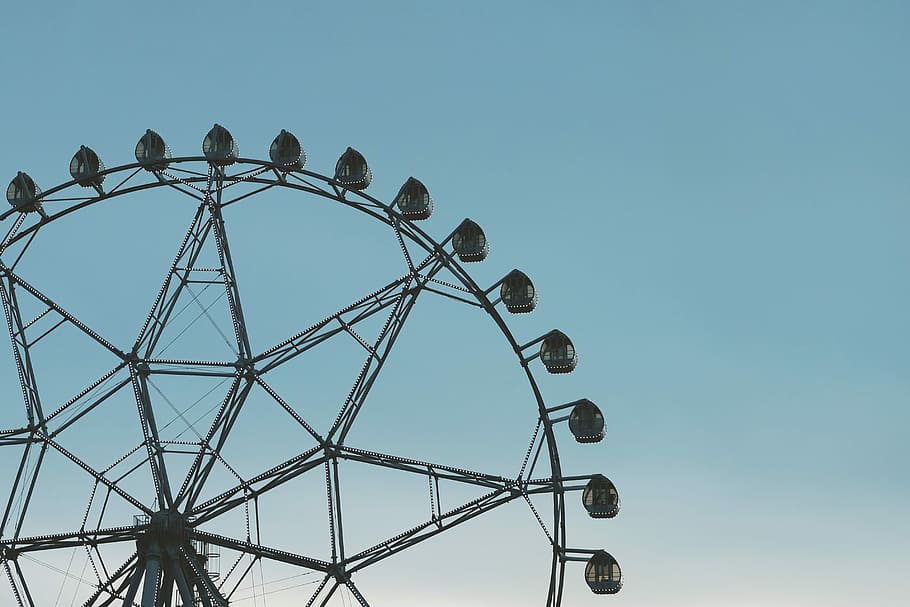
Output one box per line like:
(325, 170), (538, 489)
(452, 219), (488, 262)
(582, 474), (620, 519)
(203, 124), (239, 165)
(135, 129), (171, 171)
(269, 129), (306, 169)
(585, 550), (622, 594)
(69, 146), (105, 188)
(334, 147), (372, 190)
(6, 172), (42, 213)
(393, 177), (433, 220)
(568, 398), (605, 443)
(500, 269), (537, 313)
(540, 330), (577, 373)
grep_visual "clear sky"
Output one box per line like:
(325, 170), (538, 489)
(0, 1), (908, 606)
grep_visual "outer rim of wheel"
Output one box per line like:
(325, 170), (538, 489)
(1, 154), (572, 605)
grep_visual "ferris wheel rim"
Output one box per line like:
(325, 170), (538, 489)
(0, 150), (583, 606)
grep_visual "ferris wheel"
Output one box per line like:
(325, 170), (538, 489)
(0, 125), (622, 607)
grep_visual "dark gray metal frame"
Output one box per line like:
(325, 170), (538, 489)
(0, 149), (610, 607)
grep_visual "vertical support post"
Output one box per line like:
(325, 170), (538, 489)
(140, 543), (162, 607)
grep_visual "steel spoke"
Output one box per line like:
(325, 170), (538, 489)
(0, 212), (28, 257)
(336, 445), (514, 491)
(189, 530), (329, 573)
(0, 278), (45, 427)
(189, 446), (326, 523)
(128, 370), (174, 510)
(204, 169), (252, 360)
(345, 486), (521, 574)
(1, 525), (144, 555)
(174, 543), (220, 607)
(251, 375), (324, 444)
(76, 552), (138, 607)
(2, 555), (27, 607)
(175, 373), (247, 510)
(4, 439), (48, 540)
(331, 259), (448, 444)
(36, 433), (151, 515)
(303, 575), (331, 607)
(1, 264), (125, 360)
(252, 274), (414, 373)
(344, 577), (370, 607)
(42, 365), (130, 435)
(133, 202), (212, 357)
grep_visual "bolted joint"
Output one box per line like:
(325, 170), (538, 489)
(327, 563), (350, 584)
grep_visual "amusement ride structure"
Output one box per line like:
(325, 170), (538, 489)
(0, 125), (622, 606)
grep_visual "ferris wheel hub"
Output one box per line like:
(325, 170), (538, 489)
(140, 511), (190, 548)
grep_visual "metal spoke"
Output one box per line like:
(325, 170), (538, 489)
(190, 530), (330, 573)
(133, 202), (213, 357)
(42, 364), (130, 435)
(167, 548), (195, 607)
(0, 277), (46, 427)
(0, 525), (144, 555)
(189, 446), (326, 523)
(344, 486), (521, 574)
(3, 439), (47, 540)
(252, 273), (415, 373)
(251, 375), (324, 444)
(324, 461), (343, 564)
(0, 212), (28, 257)
(331, 259), (448, 445)
(76, 552), (139, 607)
(1, 264), (125, 360)
(316, 579), (340, 607)
(174, 373), (247, 510)
(128, 370), (174, 510)
(205, 168), (252, 360)
(344, 577), (370, 607)
(177, 543), (226, 607)
(336, 445), (515, 492)
(36, 433), (151, 515)
(2, 554), (27, 607)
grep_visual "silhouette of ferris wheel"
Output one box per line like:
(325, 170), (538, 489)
(0, 125), (621, 606)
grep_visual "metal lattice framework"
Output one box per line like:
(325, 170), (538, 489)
(0, 125), (622, 607)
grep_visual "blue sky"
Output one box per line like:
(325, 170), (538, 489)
(0, 1), (908, 606)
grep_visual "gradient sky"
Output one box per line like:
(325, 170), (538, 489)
(0, 1), (908, 606)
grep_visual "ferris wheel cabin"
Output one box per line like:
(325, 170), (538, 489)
(540, 330), (577, 373)
(269, 129), (306, 169)
(500, 269), (537, 313)
(585, 550), (623, 594)
(6, 172), (41, 213)
(69, 146), (105, 188)
(452, 218), (488, 262)
(568, 398), (605, 443)
(135, 129), (172, 171)
(394, 177), (433, 220)
(334, 147), (372, 190)
(582, 474), (620, 519)
(203, 124), (240, 165)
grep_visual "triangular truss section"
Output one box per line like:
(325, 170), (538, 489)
(340, 446), (520, 559)
(251, 271), (427, 450)
(134, 198), (252, 365)
(0, 267), (125, 431)
(182, 378), (327, 523)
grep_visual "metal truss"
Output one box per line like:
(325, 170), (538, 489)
(0, 134), (618, 606)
